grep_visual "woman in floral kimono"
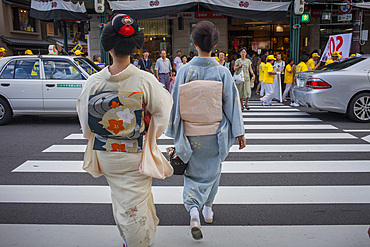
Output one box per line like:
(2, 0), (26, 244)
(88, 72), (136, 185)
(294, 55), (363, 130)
(76, 14), (173, 247)
(165, 21), (247, 240)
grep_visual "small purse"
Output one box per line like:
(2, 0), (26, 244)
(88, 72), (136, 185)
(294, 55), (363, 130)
(166, 147), (188, 175)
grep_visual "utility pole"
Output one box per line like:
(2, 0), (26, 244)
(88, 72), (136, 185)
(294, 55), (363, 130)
(352, 0), (362, 53)
(291, 0), (303, 64)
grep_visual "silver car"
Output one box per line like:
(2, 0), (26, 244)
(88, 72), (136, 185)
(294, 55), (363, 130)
(0, 55), (101, 125)
(292, 55), (370, 122)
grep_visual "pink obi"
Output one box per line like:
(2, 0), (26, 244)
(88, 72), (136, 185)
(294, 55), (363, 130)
(179, 80), (223, 136)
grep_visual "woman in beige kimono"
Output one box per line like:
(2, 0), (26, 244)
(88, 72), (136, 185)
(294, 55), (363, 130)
(76, 14), (173, 247)
(234, 48), (255, 110)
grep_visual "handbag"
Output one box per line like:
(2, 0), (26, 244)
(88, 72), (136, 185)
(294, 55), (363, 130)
(233, 69), (244, 84)
(166, 147), (188, 175)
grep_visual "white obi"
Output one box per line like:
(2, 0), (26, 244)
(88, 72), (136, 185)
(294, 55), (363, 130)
(179, 80), (223, 136)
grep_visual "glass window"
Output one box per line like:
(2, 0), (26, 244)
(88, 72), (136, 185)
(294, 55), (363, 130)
(322, 57), (366, 71)
(11, 7), (36, 32)
(74, 57), (101, 76)
(43, 60), (84, 80)
(0, 61), (16, 79)
(14, 59), (40, 79)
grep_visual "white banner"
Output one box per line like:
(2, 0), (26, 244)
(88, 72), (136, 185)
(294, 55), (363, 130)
(31, 0), (87, 13)
(320, 33), (352, 62)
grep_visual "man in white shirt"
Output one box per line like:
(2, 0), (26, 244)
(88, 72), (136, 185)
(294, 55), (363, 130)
(173, 49), (182, 72)
(155, 49), (172, 91)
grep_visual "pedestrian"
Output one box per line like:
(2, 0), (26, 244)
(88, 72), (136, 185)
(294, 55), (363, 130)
(260, 55), (277, 106)
(138, 49), (154, 74)
(274, 53), (285, 85)
(188, 51), (195, 61)
(252, 51), (260, 82)
(282, 58), (295, 101)
(325, 51), (341, 65)
(93, 55), (105, 68)
(76, 14), (173, 247)
(307, 52), (321, 70)
(234, 47), (255, 110)
(179, 54), (188, 69)
(256, 55), (266, 95)
(290, 55), (309, 107)
(132, 53), (140, 67)
(0, 47), (6, 58)
(217, 50), (230, 69)
(155, 49), (172, 90)
(173, 49), (182, 72)
(230, 53), (238, 74)
(169, 69), (176, 93)
(25, 50), (33, 55)
(165, 20), (246, 241)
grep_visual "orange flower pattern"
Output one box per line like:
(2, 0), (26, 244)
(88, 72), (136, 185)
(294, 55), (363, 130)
(106, 119), (125, 135)
(111, 143), (127, 152)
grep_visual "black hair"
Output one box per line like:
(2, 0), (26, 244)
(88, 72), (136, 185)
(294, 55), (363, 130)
(300, 54), (309, 63)
(143, 49), (149, 53)
(286, 58), (293, 64)
(192, 21), (219, 52)
(181, 55), (188, 60)
(134, 54), (139, 59)
(101, 14), (144, 57)
(160, 49), (167, 54)
(261, 55), (267, 63)
(239, 47), (247, 53)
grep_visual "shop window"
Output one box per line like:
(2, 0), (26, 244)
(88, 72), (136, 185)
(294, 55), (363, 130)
(11, 7), (36, 32)
(138, 20), (169, 36)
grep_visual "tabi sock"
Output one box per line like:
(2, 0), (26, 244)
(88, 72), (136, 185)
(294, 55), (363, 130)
(202, 205), (213, 219)
(190, 207), (200, 222)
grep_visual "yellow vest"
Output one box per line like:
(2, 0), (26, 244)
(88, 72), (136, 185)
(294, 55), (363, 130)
(296, 62), (308, 73)
(263, 63), (275, 84)
(325, 58), (334, 66)
(259, 62), (266, 82)
(284, 64), (293, 83)
(306, 58), (315, 71)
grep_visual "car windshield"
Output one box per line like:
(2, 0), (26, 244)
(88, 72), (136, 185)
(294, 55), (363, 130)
(74, 57), (101, 75)
(321, 57), (366, 71)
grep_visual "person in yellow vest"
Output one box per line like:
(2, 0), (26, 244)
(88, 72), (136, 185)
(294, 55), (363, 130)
(255, 55), (266, 96)
(25, 50), (33, 55)
(325, 51), (341, 65)
(0, 47), (7, 59)
(296, 54), (309, 73)
(260, 55), (277, 106)
(282, 58), (295, 101)
(306, 52), (320, 70)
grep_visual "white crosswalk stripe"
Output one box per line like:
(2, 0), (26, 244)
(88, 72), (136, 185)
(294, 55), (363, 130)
(4, 102), (370, 247)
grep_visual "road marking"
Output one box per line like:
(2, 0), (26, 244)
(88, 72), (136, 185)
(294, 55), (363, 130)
(247, 101), (284, 106)
(0, 185), (369, 204)
(43, 144), (370, 153)
(1, 224), (368, 247)
(244, 124), (337, 130)
(243, 118), (321, 122)
(243, 108), (300, 111)
(343, 129), (370, 132)
(12, 160), (370, 173)
(243, 112), (309, 116)
(361, 135), (370, 143)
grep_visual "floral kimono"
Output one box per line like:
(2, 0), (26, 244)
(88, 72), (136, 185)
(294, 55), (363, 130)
(76, 64), (173, 247)
(164, 56), (244, 212)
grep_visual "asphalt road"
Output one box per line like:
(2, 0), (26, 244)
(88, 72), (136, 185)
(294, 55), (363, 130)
(0, 101), (370, 247)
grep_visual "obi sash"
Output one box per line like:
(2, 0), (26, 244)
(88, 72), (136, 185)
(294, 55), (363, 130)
(179, 80), (223, 136)
(88, 91), (145, 152)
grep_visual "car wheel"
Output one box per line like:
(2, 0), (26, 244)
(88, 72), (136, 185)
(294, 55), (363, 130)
(347, 93), (370, 123)
(0, 98), (12, 125)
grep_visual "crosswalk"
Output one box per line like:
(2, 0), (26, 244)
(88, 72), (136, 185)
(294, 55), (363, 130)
(2, 101), (370, 247)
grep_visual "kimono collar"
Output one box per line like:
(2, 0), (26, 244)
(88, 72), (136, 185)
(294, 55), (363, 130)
(102, 64), (139, 82)
(189, 56), (219, 67)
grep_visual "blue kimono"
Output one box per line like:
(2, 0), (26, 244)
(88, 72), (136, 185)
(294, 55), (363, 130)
(164, 56), (244, 211)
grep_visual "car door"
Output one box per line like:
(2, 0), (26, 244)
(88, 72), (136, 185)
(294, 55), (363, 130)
(41, 58), (86, 112)
(0, 58), (43, 112)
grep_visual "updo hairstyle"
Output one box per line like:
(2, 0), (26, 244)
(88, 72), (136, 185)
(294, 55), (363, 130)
(191, 21), (219, 53)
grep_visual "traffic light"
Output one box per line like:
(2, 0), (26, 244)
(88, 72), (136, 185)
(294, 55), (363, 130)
(301, 14), (310, 22)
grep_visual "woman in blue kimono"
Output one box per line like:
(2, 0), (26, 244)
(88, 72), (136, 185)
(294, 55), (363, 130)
(165, 21), (246, 240)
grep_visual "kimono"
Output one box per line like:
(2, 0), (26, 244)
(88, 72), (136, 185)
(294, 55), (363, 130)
(76, 64), (173, 247)
(164, 56), (244, 211)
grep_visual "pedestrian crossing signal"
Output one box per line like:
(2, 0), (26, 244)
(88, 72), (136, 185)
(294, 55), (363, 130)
(301, 14), (310, 22)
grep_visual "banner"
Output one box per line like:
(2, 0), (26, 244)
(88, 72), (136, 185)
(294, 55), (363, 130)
(30, 0), (89, 21)
(320, 33), (352, 62)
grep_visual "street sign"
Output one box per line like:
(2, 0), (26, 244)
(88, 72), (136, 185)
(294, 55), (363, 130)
(339, 0), (352, 15)
(338, 14), (352, 21)
(301, 14), (310, 22)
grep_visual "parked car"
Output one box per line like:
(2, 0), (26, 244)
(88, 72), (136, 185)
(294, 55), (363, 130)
(292, 55), (370, 122)
(0, 55), (101, 125)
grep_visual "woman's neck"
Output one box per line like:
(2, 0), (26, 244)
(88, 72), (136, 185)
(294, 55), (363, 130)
(198, 51), (212, 57)
(241, 56), (247, 61)
(108, 56), (131, 75)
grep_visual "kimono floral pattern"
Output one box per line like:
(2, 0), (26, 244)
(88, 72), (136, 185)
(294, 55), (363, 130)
(88, 91), (146, 153)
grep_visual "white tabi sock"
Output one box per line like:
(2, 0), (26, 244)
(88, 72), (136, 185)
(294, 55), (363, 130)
(202, 205), (213, 220)
(190, 207), (200, 222)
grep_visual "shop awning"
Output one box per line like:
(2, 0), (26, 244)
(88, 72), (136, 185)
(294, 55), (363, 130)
(109, 0), (291, 21)
(47, 36), (87, 47)
(30, 0), (89, 21)
(1, 35), (51, 47)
